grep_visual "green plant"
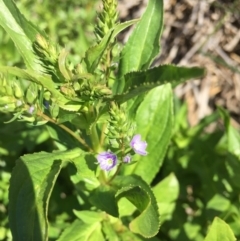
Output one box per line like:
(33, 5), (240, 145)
(0, 0), (239, 240)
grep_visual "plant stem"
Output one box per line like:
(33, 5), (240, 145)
(37, 111), (93, 152)
(100, 123), (107, 146)
(107, 163), (122, 184)
(90, 123), (100, 152)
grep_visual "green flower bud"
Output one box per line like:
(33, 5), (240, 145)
(5, 85), (13, 96)
(60, 85), (76, 96)
(94, 0), (118, 41)
(0, 96), (16, 105)
(20, 115), (36, 123)
(36, 34), (49, 50)
(73, 81), (81, 91)
(49, 104), (59, 118)
(0, 103), (16, 112)
(26, 83), (38, 104)
(106, 102), (134, 151)
(13, 83), (23, 98)
(43, 91), (51, 101)
(80, 106), (89, 113)
(0, 75), (7, 87)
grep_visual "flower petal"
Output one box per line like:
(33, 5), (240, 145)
(123, 155), (131, 163)
(97, 151), (117, 171)
(130, 134), (148, 156)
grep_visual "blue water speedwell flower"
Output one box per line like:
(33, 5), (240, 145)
(97, 152), (117, 171)
(123, 155), (131, 163)
(130, 134), (147, 156)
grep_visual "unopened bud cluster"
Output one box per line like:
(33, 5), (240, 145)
(0, 75), (38, 122)
(79, 82), (112, 101)
(33, 34), (61, 79)
(107, 102), (133, 150)
(0, 75), (23, 112)
(95, 0), (118, 41)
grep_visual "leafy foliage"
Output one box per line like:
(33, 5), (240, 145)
(0, 0), (239, 240)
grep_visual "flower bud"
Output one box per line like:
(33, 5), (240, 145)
(49, 104), (59, 118)
(26, 83), (38, 104)
(5, 85), (13, 96)
(13, 83), (23, 98)
(36, 34), (49, 50)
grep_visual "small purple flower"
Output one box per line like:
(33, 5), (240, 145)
(123, 155), (131, 163)
(97, 152), (117, 171)
(28, 106), (35, 114)
(130, 134), (147, 156)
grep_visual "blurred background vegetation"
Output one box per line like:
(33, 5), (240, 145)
(0, 0), (240, 240)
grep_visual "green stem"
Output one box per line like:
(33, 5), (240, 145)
(107, 163), (122, 184)
(90, 123), (100, 153)
(99, 170), (107, 184)
(100, 123), (107, 147)
(37, 111), (93, 152)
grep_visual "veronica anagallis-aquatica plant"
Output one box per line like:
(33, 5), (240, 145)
(0, 0), (205, 240)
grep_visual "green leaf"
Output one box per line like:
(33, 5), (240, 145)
(113, 65), (205, 104)
(84, 30), (113, 73)
(71, 154), (99, 191)
(152, 173), (179, 222)
(204, 217), (236, 241)
(119, 230), (160, 241)
(73, 210), (103, 224)
(114, 0), (164, 94)
(113, 175), (160, 238)
(112, 19), (139, 37)
(218, 107), (240, 158)
(123, 84), (173, 184)
(46, 124), (78, 150)
(0, 0), (43, 70)
(102, 221), (119, 241)
(9, 148), (83, 241)
(84, 19), (138, 73)
(90, 185), (119, 217)
(57, 220), (105, 241)
(206, 194), (230, 212)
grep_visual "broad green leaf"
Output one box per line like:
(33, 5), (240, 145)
(46, 124), (78, 150)
(57, 220), (105, 241)
(112, 19), (139, 37)
(114, 0), (164, 94)
(113, 175), (160, 238)
(71, 154), (99, 191)
(153, 173), (179, 222)
(204, 217), (236, 241)
(218, 107), (240, 158)
(113, 65), (205, 104)
(102, 221), (119, 241)
(0, 0), (43, 70)
(123, 84), (173, 184)
(206, 194), (230, 212)
(9, 148), (83, 241)
(90, 185), (119, 217)
(73, 210), (103, 224)
(183, 223), (202, 240)
(84, 19), (139, 73)
(119, 230), (160, 241)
